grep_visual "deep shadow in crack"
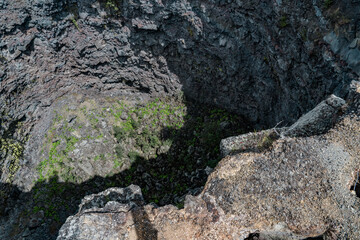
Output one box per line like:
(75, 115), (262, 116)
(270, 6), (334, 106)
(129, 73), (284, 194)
(132, 206), (158, 240)
(0, 99), (250, 240)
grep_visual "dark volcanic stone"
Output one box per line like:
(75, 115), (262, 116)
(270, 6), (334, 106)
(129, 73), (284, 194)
(2, 0), (360, 239)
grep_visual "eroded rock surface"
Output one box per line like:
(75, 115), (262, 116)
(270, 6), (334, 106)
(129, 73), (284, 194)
(220, 128), (283, 157)
(58, 185), (147, 240)
(1, 0), (359, 138)
(221, 94), (346, 156)
(283, 94), (346, 137)
(58, 133), (360, 239)
(2, 0), (360, 239)
(58, 85), (360, 239)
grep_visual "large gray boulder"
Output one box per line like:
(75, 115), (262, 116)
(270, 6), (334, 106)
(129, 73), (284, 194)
(220, 128), (284, 157)
(220, 94), (346, 157)
(57, 185), (148, 240)
(283, 95), (346, 137)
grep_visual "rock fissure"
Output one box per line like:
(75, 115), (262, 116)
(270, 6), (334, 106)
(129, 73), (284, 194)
(350, 169), (360, 198)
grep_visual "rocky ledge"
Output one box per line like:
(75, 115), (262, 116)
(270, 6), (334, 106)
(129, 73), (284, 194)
(57, 85), (360, 239)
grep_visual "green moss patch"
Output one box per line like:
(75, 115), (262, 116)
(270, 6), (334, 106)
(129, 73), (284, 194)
(109, 97), (247, 205)
(31, 94), (248, 224)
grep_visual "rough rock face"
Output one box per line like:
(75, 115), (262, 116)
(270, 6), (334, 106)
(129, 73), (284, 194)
(220, 94), (346, 156)
(283, 94), (346, 137)
(0, 0), (359, 184)
(2, 0), (360, 239)
(1, 0), (359, 136)
(58, 86), (360, 239)
(58, 185), (147, 240)
(0, 0), (358, 192)
(220, 128), (283, 157)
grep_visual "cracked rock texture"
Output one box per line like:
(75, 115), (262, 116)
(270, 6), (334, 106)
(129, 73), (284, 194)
(1, 0), (359, 192)
(2, 0), (360, 239)
(1, 0), (360, 137)
(283, 94), (346, 137)
(1, 0), (360, 186)
(58, 86), (360, 239)
(58, 185), (147, 240)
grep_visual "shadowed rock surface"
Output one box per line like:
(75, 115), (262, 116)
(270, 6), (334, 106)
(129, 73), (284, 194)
(1, 0), (360, 239)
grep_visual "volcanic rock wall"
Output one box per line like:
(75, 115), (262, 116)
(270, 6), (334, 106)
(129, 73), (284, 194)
(1, 0), (359, 134)
(1, 0), (360, 239)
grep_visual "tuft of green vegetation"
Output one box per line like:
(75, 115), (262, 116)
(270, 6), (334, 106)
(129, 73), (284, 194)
(257, 132), (277, 151)
(37, 117), (80, 183)
(115, 145), (124, 159)
(113, 126), (127, 142)
(263, 56), (269, 64)
(300, 28), (308, 42)
(113, 158), (123, 168)
(106, 0), (119, 11)
(188, 27), (194, 37)
(149, 135), (160, 148)
(176, 202), (184, 209)
(70, 18), (81, 31)
(98, 0), (123, 17)
(32, 177), (69, 222)
(110, 98), (186, 161)
(279, 16), (288, 28)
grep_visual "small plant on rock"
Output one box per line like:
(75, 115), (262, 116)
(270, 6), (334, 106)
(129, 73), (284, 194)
(279, 16), (288, 28)
(106, 0), (119, 11)
(324, 0), (333, 9)
(70, 18), (81, 31)
(257, 132), (277, 150)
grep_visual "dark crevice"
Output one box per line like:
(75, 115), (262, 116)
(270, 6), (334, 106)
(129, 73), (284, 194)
(303, 236), (324, 240)
(350, 170), (360, 198)
(244, 233), (260, 240)
(64, 2), (79, 20)
(132, 206), (158, 240)
(244, 233), (326, 240)
(21, 37), (35, 57)
(3, 115), (26, 139)
(11, 13), (32, 35)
